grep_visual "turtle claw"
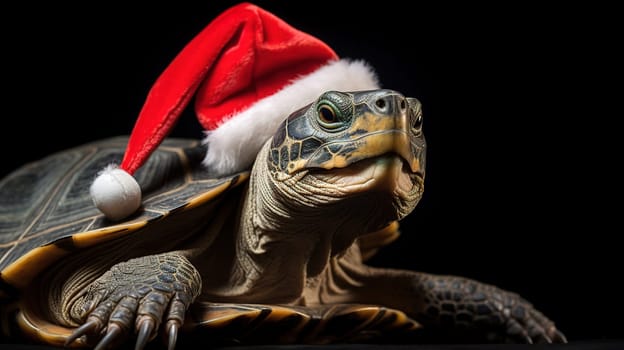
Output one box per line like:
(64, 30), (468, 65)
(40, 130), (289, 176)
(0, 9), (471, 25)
(135, 319), (155, 350)
(166, 321), (179, 350)
(94, 324), (124, 350)
(522, 335), (533, 344)
(553, 329), (568, 343)
(65, 319), (99, 346)
(505, 318), (532, 344)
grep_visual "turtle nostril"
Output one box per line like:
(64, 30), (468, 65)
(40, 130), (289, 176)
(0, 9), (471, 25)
(400, 99), (406, 111)
(375, 99), (386, 109)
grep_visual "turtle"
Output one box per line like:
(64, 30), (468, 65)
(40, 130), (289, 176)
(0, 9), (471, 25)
(0, 89), (566, 349)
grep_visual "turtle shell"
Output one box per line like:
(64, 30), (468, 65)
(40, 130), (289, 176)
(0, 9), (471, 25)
(0, 136), (248, 295)
(0, 136), (420, 346)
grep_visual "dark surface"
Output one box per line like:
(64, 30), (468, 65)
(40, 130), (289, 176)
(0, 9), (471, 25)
(1, 342), (624, 350)
(1, 0), (621, 347)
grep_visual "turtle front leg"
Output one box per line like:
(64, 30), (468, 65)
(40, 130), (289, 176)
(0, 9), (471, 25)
(65, 252), (201, 350)
(326, 265), (566, 344)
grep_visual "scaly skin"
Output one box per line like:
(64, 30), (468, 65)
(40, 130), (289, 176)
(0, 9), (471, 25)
(412, 274), (567, 343)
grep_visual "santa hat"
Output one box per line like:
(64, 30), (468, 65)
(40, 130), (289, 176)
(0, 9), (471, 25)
(90, 2), (379, 221)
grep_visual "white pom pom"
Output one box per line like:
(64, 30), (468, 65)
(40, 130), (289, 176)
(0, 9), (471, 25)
(90, 166), (141, 221)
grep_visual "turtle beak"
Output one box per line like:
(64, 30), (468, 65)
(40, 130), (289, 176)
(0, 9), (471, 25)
(358, 100), (423, 175)
(303, 90), (426, 177)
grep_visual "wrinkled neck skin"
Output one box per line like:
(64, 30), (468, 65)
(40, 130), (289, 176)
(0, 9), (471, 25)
(223, 142), (410, 304)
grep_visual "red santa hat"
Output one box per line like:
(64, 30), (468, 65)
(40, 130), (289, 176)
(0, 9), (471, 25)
(90, 2), (379, 220)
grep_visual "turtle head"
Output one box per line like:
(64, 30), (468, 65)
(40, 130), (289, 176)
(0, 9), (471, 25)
(266, 89), (426, 222)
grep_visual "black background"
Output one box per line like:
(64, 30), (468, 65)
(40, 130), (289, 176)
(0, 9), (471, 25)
(1, 0), (621, 345)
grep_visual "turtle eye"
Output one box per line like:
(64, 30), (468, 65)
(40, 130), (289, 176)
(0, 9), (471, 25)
(319, 105), (337, 123)
(407, 97), (423, 132)
(316, 101), (343, 129)
(412, 112), (423, 131)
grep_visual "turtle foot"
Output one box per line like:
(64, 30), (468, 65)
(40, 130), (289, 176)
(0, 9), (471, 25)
(416, 276), (567, 344)
(65, 253), (201, 350)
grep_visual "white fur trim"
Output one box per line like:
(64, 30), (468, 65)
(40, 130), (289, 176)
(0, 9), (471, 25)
(90, 165), (141, 221)
(202, 59), (379, 176)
